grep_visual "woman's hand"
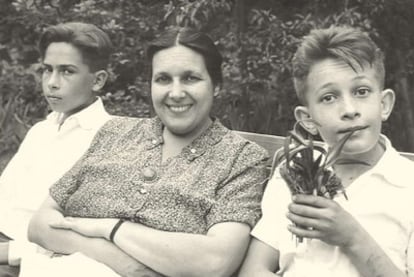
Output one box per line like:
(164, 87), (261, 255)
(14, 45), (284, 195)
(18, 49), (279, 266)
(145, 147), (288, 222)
(286, 194), (362, 247)
(50, 217), (118, 240)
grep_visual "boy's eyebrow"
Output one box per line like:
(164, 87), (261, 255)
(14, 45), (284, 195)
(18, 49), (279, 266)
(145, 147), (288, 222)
(317, 76), (371, 90)
(317, 82), (335, 90)
(352, 75), (369, 81)
(42, 63), (78, 69)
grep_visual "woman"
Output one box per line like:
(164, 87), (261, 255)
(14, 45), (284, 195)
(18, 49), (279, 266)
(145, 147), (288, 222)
(28, 27), (268, 277)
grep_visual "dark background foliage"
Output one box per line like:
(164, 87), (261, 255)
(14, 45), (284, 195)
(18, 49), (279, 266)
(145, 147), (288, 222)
(1, 0), (414, 172)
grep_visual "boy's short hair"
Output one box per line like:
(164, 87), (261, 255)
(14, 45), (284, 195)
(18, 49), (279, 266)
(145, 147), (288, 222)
(292, 26), (385, 104)
(39, 22), (113, 72)
(146, 26), (223, 87)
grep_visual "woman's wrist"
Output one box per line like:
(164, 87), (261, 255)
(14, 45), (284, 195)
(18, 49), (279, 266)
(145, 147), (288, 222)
(108, 219), (126, 243)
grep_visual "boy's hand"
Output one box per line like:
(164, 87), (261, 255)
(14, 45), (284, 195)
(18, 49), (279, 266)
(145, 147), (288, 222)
(286, 194), (362, 247)
(0, 242), (9, 264)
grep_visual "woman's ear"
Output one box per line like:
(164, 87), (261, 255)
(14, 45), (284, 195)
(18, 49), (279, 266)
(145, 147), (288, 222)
(380, 88), (395, 121)
(92, 70), (109, 92)
(294, 106), (318, 135)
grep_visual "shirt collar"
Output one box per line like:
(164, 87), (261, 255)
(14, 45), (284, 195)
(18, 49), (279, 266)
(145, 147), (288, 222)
(46, 97), (109, 130)
(145, 117), (229, 161)
(367, 135), (413, 188)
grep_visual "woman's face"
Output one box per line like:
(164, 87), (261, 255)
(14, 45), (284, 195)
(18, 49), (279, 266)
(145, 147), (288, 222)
(151, 45), (214, 138)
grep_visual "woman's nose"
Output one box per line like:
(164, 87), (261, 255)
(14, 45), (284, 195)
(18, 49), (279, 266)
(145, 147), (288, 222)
(169, 81), (186, 99)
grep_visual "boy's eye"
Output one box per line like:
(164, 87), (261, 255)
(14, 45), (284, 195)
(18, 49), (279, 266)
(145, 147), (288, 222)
(321, 94), (336, 103)
(354, 87), (371, 97)
(61, 68), (76, 75)
(40, 67), (52, 74)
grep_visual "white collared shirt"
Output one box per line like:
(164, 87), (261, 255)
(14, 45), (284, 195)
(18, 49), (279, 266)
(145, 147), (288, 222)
(0, 97), (112, 265)
(252, 135), (414, 277)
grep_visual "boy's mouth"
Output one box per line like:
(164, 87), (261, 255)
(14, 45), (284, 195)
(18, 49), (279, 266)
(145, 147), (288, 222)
(46, 95), (62, 100)
(337, 125), (369, 134)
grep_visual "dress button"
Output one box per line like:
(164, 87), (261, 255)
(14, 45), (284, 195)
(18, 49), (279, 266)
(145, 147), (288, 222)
(151, 139), (157, 145)
(139, 188), (147, 194)
(142, 167), (157, 182)
(190, 148), (196, 154)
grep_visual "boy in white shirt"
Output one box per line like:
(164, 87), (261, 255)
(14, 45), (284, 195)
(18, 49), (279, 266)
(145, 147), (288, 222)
(0, 22), (113, 276)
(239, 26), (414, 277)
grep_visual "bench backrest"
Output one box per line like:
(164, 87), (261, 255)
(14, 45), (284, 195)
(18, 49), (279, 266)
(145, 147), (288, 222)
(235, 130), (414, 162)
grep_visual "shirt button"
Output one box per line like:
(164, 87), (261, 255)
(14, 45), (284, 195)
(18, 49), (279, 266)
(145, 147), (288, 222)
(152, 139), (157, 144)
(139, 188), (147, 194)
(190, 148), (196, 154)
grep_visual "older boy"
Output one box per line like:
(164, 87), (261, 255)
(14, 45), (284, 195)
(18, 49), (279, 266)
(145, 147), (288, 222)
(239, 26), (413, 277)
(0, 22), (114, 275)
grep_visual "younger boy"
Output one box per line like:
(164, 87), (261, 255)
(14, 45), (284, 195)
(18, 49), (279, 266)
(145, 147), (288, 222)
(239, 26), (413, 277)
(0, 22), (113, 275)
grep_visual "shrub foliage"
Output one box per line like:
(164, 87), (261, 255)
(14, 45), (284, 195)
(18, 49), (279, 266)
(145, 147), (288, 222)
(2, 0), (414, 171)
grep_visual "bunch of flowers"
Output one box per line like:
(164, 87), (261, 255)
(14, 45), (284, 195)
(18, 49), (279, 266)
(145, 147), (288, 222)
(271, 122), (368, 242)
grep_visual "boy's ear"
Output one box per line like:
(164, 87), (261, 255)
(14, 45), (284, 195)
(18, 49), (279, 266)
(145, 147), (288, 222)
(380, 88), (395, 121)
(294, 106), (318, 135)
(92, 70), (109, 92)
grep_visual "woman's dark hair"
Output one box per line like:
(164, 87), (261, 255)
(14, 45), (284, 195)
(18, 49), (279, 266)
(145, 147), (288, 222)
(39, 22), (113, 72)
(146, 27), (223, 87)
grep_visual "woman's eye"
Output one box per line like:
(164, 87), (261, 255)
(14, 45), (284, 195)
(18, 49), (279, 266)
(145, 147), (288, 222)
(184, 75), (200, 82)
(154, 75), (170, 84)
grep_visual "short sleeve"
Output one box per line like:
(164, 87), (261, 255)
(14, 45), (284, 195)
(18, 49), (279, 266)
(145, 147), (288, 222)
(49, 152), (85, 209)
(49, 120), (110, 209)
(408, 225), (414, 276)
(206, 142), (268, 229)
(251, 168), (293, 251)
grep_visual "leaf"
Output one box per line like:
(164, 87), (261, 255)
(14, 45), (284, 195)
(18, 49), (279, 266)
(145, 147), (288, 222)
(289, 131), (308, 147)
(325, 126), (367, 167)
(284, 134), (292, 169)
(335, 159), (371, 166)
(270, 148), (283, 179)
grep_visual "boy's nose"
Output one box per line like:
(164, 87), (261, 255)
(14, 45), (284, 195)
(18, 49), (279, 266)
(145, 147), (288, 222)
(341, 97), (360, 120)
(47, 71), (60, 90)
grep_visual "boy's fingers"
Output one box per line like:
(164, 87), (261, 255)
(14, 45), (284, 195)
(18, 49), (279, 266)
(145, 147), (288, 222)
(287, 224), (321, 239)
(292, 194), (332, 207)
(286, 211), (320, 228)
(288, 203), (321, 218)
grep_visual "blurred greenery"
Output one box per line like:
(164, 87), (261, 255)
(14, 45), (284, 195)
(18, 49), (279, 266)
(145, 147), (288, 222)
(2, 0), (414, 172)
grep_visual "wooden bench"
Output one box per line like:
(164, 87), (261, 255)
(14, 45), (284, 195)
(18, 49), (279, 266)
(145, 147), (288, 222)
(235, 130), (414, 162)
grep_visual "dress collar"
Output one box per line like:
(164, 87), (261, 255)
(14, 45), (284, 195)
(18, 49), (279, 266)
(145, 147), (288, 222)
(145, 117), (229, 161)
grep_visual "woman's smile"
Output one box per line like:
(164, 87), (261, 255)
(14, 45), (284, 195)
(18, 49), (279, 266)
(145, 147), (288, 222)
(166, 103), (193, 113)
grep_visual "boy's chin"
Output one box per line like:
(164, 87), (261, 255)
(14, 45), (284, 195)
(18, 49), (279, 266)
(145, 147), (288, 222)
(340, 141), (382, 158)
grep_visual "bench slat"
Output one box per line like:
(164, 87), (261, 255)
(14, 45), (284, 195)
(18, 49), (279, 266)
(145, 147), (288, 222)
(235, 130), (414, 162)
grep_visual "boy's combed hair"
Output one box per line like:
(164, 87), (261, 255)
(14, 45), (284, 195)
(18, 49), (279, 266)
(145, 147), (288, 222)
(146, 26), (223, 87)
(292, 26), (385, 104)
(39, 22), (113, 71)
